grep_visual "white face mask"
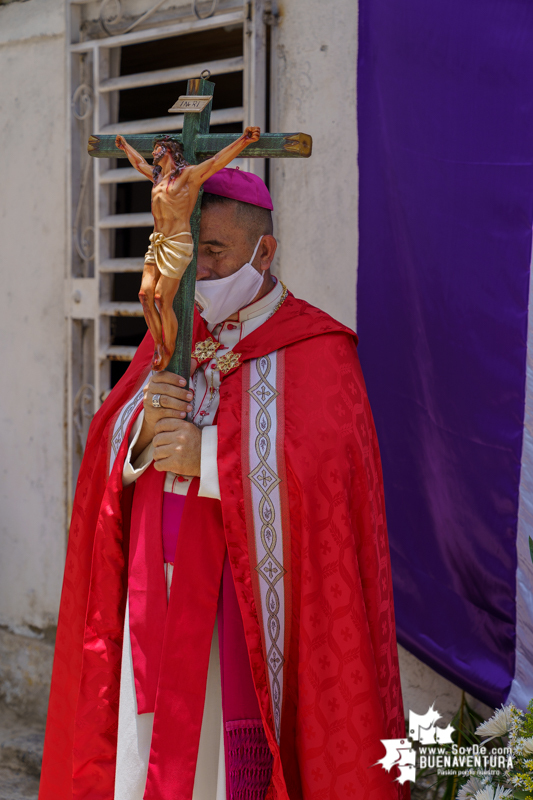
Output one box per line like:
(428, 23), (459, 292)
(195, 236), (264, 325)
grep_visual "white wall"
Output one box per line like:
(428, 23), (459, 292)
(0, 0), (67, 630)
(271, 0), (358, 331)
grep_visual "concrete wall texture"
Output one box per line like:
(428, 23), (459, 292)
(0, 0), (489, 728)
(271, 0), (358, 330)
(0, 0), (67, 635)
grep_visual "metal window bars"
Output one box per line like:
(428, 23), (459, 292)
(66, 0), (269, 508)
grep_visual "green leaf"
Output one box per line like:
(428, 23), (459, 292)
(529, 535), (533, 565)
(512, 791), (530, 799)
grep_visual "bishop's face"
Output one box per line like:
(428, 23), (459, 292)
(196, 202), (262, 281)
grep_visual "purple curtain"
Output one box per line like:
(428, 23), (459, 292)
(357, 0), (533, 707)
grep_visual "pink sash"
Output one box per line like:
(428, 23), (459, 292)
(144, 479), (226, 799)
(128, 465), (167, 713)
(129, 468), (272, 799)
(162, 492), (186, 563)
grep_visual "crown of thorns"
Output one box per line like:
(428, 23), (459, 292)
(153, 135), (184, 156)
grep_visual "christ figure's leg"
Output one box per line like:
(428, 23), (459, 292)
(154, 273), (181, 371)
(139, 249), (164, 369)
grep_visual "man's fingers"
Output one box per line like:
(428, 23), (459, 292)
(151, 371), (189, 388)
(153, 446), (169, 460)
(153, 419), (195, 450)
(146, 376), (194, 409)
(153, 441), (175, 460)
(153, 457), (175, 472)
(153, 432), (180, 449)
(144, 390), (193, 414)
(144, 378), (194, 421)
(151, 419), (201, 477)
(146, 381), (193, 402)
(154, 417), (186, 433)
(147, 409), (184, 423)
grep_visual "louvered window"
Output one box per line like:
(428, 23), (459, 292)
(67, 0), (270, 502)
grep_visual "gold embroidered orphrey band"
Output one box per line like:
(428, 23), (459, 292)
(191, 282), (289, 375)
(243, 350), (290, 743)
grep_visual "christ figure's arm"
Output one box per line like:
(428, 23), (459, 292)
(189, 126), (261, 185)
(115, 135), (153, 181)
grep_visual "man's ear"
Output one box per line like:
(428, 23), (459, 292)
(260, 235), (277, 271)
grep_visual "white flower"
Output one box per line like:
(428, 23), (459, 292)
(475, 706), (513, 742)
(521, 736), (533, 754)
(507, 704), (522, 750)
(474, 786), (513, 800)
(494, 789), (513, 799)
(457, 777), (483, 799)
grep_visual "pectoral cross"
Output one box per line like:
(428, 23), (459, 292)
(88, 74), (312, 379)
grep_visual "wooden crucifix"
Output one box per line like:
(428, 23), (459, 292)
(88, 74), (312, 380)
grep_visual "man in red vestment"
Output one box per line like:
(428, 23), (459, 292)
(39, 168), (409, 800)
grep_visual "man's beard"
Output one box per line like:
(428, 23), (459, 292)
(153, 150), (187, 173)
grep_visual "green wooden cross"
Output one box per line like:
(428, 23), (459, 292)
(88, 76), (312, 380)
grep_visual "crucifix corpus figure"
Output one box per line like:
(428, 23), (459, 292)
(115, 127), (261, 370)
